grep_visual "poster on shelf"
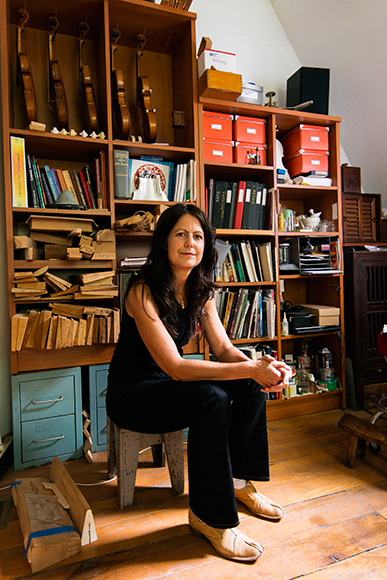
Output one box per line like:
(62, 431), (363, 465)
(128, 158), (174, 200)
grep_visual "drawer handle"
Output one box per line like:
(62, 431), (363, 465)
(33, 434), (65, 444)
(32, 396), (64, 405)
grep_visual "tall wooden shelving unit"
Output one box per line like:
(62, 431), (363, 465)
(0, 0), (199, 375)
(1, 0), (346, 425)
(197, 97), (346, 421)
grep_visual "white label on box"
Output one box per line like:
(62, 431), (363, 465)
(245, 188), (251, 202)
(211, 123), (223, 131)
(238, 188), (244, 202)
(246, 128), (257, 134)
(310, 136), (320, 142)
(197, 49), (237, 78)
(311, 160), (320, 165)
(226, 189), (232, 203)
(212, 149), (224, 157)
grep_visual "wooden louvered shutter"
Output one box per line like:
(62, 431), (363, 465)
(342, 194), (362, 243)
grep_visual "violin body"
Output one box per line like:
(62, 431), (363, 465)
(17, 9), (37, 123)
(136, 34), (157, 144)
(110, 29), (130, 140)
(138, 75), (157, 143)
(81, 65), (99, 133)
(49, 59), (69, 130)
(79, 22), (99, 133)
(48, 16), (69, 131)
(18, 53), (37, 122)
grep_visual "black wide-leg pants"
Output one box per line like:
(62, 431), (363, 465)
(106, 377), (269, 528)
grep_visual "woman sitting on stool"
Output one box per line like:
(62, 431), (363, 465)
(107, 203), (291, 563)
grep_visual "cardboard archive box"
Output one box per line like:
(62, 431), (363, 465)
(300, 304), (340, 326)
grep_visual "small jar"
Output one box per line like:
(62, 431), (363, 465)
(279, 243), (290, 264)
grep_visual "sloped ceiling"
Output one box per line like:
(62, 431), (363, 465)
(270, 0), (387, 207)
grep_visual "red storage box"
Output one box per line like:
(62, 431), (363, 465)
(234, 142), (267, 166)
(284, 149), (329, 178)
(282, 124), (329, 159)
(203, 138), (234, 163)
(233, 115), (266, 145)
(203, 111), (233, 141)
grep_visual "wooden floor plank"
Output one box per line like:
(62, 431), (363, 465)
(1, 409), (387, 580)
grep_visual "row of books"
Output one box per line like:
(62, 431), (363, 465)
(217, 240), (276, 283)
(11, 303), (120, 352)
(215, 287), (276, 340)
(207, 179), (273, 230)
(25, 151), (106, 210)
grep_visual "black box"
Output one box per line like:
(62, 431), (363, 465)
(286, 67), (330, 115)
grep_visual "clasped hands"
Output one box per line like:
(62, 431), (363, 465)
(256, 354), (293, 393)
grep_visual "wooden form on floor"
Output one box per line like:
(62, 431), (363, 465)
(10, 456), (97, 573)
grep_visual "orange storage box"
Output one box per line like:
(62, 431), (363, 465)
(233, 115), (266, 145)
(284, 149), (329, 178)
(203, 111), (233, 141)
(282, 124), (329, 159)
(203, 138), (234, 163)
(234, 142), (267, 166)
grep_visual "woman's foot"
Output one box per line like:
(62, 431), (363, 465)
(234, 481), (285, 521)
(188, 508), (263, 562)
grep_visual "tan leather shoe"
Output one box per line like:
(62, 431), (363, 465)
(234, 481), (285, 521)
(188, 508), (263, 562)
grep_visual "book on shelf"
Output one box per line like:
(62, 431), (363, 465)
(233, 181), (246, 229)
(258, 241), (274, 281)
(113, 149), (130, 199)
(217, 240), (265, 284)
(172, 160), (196, 203)
(10, 136), (28, 208)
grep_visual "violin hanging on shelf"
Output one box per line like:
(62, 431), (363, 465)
(110, 28), (130, 141)
(136, 33), (157, 143)
(16, 8), (37, 124)
(79, 21), (99, 134)
(48, 14), (69, 131)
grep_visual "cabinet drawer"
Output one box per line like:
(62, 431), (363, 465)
(97, 407), (107, 447)
(95, 365), (109, 408)
(13, 368), (81, 421)
(21, 415), (77, 463)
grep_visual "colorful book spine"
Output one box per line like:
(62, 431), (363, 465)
(10, 136), (28, 207)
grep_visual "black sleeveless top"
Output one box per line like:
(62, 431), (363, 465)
(108, 304), (192, 388)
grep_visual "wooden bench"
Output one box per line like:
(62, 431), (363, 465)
(338, 413), (387, 468)
(107, 417), (185, 509)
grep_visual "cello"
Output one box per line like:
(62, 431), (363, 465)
(110, 28), (130, 140)
(48, 15), (69, 131)
(16, 8), (37, 123)
(79, 21), (99, 134)
(136, 33), (157, 143)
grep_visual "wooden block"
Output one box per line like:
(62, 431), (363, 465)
(23, 246), (40, 260)
(198, 69), (242, 101)
(91, 252), (116, 260)
(67, 247), (83, 260)
(44, 244), (68, 260)
(14, 235), (36, 249)
(49, 303), (84, 319)
(94, 229), (115, 241)
(79, 234), (93, 246)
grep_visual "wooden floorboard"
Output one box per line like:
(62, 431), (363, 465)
(1, 409), (387, 579)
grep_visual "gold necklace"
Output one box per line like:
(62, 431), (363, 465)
(180, 294), (185, 309)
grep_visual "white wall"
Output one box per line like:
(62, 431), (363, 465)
(270, 0), (387, 206)
(195, 0), (301, 105)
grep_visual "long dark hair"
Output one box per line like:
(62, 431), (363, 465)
(128, 203), (217, 337)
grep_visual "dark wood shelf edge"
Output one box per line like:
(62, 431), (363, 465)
(267, 390), (343, 421)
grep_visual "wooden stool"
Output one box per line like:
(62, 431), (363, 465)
(338, 413), (387, 468)
(107, 416), (185, 509)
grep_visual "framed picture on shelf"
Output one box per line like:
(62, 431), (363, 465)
(128, 159), (174, 200)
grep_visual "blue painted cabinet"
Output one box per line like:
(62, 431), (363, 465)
(12, 367), (83, 471)
(85, 364), (109, 452)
